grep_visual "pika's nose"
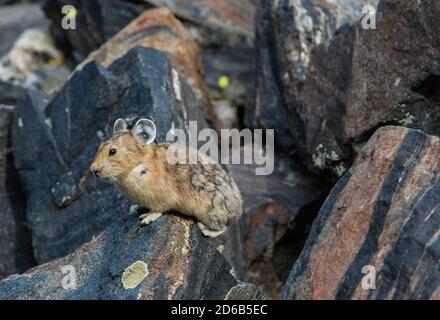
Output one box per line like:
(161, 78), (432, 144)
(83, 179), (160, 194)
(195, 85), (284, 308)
(90, 165), (100, 177)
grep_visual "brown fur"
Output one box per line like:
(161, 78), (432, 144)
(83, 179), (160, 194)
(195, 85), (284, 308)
(90, 130), (243, 236)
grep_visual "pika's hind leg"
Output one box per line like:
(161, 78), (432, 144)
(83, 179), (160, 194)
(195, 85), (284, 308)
(197, 222), (227, 238)
(139, 212), (163, 225)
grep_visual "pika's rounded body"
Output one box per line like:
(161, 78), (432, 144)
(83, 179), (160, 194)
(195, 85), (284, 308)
(90, 118), (243, 237)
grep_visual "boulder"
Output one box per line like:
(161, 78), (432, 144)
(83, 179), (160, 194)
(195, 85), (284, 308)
(247, 0), (378, 152)
(297, 0), (440, 176)
(282, 126), (440, 299)
(43, 0), (153, 63)
(0, 213), (264, 300)
(0, 4), (47, 57)
(0, 26), (70, 95)
(71, 8), (219, 131)
(142, 0), (254, 37)
(251, 0), (440, 176)
(0, 14), (69, 275)
(12, 47), (209, 264)
(0, 106), (35, 276)
(43, 0), (254, 62)
(43, 0), (255, 129)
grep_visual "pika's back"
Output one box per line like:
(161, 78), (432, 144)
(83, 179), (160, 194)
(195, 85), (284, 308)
(157, 142), (243, 220)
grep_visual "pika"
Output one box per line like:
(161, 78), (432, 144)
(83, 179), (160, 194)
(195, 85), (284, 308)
(90, 118), (243, 237)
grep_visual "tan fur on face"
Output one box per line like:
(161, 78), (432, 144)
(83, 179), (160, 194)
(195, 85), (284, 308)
(90, 131), (243, 233)
(91, 132), (144, 184)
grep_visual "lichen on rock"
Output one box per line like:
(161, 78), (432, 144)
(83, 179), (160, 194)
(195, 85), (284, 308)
(122, 261), (149, 290)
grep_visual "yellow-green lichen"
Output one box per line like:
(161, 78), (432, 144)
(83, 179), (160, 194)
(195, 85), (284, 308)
(312, 144), (340, 169)
(332, 163), (347, 177)
(398, 112), (415, 126)
(122, 260), (149, 289)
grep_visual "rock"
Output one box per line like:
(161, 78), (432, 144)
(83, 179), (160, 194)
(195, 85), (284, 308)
(43, 0), (153, 63)
(0, 105), (36, 276)
(12, 47), (209, 264)
(282, 126), (440, 300)
(173, 0), (255, 131)
(0, 26), (70, 94)
(248, 0), (379, 153)
(0, 81), (24, 105)
(227, 156), (326, 298)
(0, 4), (47, 57)
(254, 0), (439, 176)
(72, 8), (219, 131)
(297, 0), (440, 176)
(43, 0), (255, 129)
(0, 214), (264, 299)
(43, 0), (255, 57)
(143, 0), (254, 37)
(0, 16), (69, 275)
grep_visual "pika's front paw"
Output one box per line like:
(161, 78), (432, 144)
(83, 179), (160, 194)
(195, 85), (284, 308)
(139, 212), (163, 225)
(197, 222), (227, 238)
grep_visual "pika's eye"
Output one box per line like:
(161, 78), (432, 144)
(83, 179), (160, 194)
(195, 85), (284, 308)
(109, 148), (117, 156)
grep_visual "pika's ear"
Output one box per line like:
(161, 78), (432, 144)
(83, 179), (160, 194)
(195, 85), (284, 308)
(113, 118), (128, 133)
(132, 119), (156, 145)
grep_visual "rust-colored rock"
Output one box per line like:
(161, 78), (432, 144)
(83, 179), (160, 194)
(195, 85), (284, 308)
(142, 0), (254, 36)
(283, 126), (440, 300)
(73, 8), (219, 130)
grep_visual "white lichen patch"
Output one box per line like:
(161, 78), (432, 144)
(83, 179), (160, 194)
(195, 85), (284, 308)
(312, 144), (326, 169)
(313, 144), (345, 175)
(329, 150), (340, 161)
(312, 144), (340, 169)
(128, 204), (139, 215)
(44, 117), (52, 129)
(122, 260), (149, 289)
(18, 117), (23, 128)
(172, 68), (182, 102)
(216, 245), (224, 254)
(332, 163), (347, 177)
(181, 222), (191, 256)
